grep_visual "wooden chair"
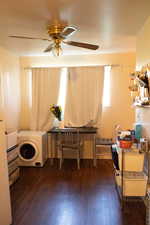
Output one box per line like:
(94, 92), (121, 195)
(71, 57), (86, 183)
(95, 138), (114, 166)
(94, 125), (121, 166)
(58, 129), (82, 169)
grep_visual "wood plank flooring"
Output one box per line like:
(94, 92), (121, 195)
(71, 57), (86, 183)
(10, 159), (146, 225)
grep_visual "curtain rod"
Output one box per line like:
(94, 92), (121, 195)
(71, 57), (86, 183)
(23, 64), (121, 70)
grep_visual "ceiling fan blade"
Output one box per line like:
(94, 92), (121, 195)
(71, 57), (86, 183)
(9, 35), (51, 41)
(64, 41), (99, 50)
(60, 26), (77, 38)
(44, 44), (54, 52)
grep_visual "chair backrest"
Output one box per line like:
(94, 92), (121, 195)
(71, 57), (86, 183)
(58, 128), (80, 145)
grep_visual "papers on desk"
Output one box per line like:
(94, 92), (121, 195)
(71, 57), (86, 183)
(65, 120), (96, 128)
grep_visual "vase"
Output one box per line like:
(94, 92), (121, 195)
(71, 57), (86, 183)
(53, 119), (64, 129)
(53, 118), (60, 128)
(59, 121), (64, 129)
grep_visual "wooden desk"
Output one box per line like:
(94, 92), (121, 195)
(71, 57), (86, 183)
(47, 127), (97, 166)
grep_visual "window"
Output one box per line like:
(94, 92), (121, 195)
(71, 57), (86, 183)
(28, 70), (32, 108)
(102, 66), (111, 107)
(57, 68), (68, 119)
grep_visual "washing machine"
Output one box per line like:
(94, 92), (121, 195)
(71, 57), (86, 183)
(18, 131), (48, 167)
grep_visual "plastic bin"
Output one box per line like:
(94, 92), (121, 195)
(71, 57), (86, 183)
(115, 171), (147, 196)
(118, 150), (144, 172)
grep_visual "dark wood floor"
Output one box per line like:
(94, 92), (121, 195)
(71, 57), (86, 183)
(10, 159), (146, 225)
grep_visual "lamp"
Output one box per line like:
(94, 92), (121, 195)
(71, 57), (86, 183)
(52, 38), (63, 57)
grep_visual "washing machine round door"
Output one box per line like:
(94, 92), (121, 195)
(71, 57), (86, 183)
(19, 142), (39, 161)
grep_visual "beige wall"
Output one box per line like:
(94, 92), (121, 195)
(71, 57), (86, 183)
(20, 53), (135, 68)
(101, 65), (135, 138)
(0, 46), (20, 133)
(20, 52), (135, 138)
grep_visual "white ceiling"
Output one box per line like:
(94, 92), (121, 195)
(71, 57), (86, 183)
(0, 0), (150, 56)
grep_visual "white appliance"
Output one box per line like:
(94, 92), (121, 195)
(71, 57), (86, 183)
(18, 131), (48, 167)
(0, 121), (12, 225)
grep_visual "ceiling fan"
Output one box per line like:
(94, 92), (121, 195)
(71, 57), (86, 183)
(9, 24), (99, 56)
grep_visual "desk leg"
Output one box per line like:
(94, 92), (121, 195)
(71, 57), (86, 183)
(47, 133), (53, 165)
(50, 134), (54, 165)
(93, 134), (96, 167)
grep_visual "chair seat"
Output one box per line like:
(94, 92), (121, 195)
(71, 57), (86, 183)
(96, 138), (113, 146)
(57, 130), (82, 169)
(61, 142), (83, 149)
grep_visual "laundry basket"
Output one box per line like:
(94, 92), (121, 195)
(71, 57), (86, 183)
(119, 140), (132, 149)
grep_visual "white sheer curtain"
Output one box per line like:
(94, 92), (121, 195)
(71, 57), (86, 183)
(1, 68), (20, 133)
(30, 68), (61, 131)
(20, 68), (32, 130)
(64, 66), (104, 128)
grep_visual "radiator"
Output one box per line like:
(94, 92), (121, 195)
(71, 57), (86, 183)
(6, 131), (20, 186)
(6, 131), (18, 149)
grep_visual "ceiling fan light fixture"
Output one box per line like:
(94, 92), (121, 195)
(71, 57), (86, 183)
(52, 43), (63, 57)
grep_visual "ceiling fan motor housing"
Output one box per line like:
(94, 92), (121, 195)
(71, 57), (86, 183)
(47, 24), (66, 38)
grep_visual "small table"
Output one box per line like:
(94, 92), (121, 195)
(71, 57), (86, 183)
(47, 127), (97, 166)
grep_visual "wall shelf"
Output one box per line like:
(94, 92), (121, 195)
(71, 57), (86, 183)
(133, 103), (150, 108)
